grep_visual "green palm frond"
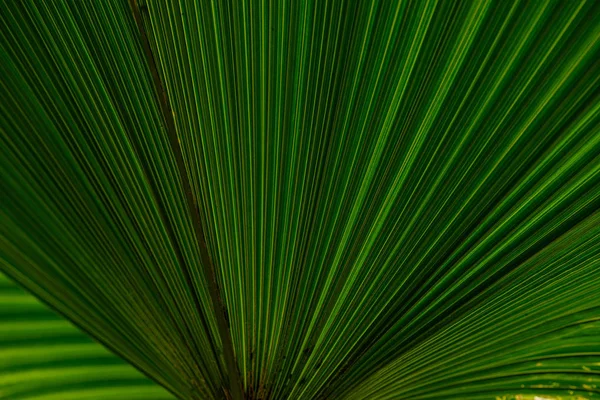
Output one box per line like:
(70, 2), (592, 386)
(1, 1), (599, 400)
(0, 273), (175, 400)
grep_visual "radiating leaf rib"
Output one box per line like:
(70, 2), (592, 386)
(130, 1), (244, 398)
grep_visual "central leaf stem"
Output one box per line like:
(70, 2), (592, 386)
(128, 2), (244, 399)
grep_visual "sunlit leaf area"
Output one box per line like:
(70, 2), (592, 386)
(1, 1), (599, 399)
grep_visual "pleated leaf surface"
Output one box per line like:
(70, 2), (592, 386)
(1, 0), (600, 399)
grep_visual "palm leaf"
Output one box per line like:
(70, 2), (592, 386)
(0, 273), (175, 400)
(1, 1), (599, 399)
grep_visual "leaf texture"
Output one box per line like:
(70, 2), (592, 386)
(1, 0), (600, 399)
(0, 273), (175, 400)
(1, 2), (229, 398)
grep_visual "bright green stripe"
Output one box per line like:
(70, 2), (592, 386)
(22, 386), (175, 400)
(0, 272), (174, 400)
